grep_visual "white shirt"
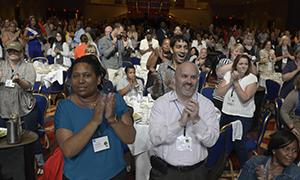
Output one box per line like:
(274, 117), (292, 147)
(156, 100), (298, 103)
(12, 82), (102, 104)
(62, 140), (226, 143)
(222, 71), (257, 118)
(116, 77), (144, 97)
(191, 39), (207, 53)
(139, 38), (159, 69)
(149, 91), (219, 166)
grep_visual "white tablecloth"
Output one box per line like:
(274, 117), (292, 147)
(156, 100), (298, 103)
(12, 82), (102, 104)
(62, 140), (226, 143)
(33, 62), (68, 88)
(135, 65), (149, 85)
(259, 72), (282, 90)
(125, 96), (153, 180)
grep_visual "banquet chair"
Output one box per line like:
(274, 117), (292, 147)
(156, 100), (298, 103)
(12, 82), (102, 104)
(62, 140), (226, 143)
(265, 79), (281, 101)
(122, 61), (133, 68)
(130, 57), (141, 65)
(206, 123), (236, 180)
(275, 98), (286, 130)
(198, 71), (207, 92)
(246, 110), (272, 153)
(39, 71), (67, 105)
(30, 57), (48, 64)
(201, 87), (215, 101)
(33, 93), (50, 149)
(46, 55), (55, 64)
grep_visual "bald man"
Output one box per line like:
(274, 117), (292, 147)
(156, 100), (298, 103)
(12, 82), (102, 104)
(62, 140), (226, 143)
(148, 62), (219, 180)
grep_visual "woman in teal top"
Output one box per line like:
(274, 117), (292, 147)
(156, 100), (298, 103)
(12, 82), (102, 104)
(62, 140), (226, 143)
(54, 55), (136, 180)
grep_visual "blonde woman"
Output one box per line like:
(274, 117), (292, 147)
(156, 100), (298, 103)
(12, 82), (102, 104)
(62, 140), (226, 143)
(275, 35), (295, 72)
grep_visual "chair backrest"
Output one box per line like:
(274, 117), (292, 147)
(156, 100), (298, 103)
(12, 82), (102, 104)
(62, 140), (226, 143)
(122, 61), (133, 68)
(201, 87), (215, 101)
(275, 98), (285, 129)
(136, 76), (145, 86)
(46, 55), (55, 64)
(265, 79), (281, 101)
(33, 93), (49, 126)
(206, 123), (233, 167)
(31, 57), (48, 64)
(257, 110), (272, 147)
(130, 57), (141, 65)
(198, 71), (207, 92)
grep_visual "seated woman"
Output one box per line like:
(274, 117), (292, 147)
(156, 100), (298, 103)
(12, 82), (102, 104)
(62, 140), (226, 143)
(281, 75), (300, 137)
(54, 55), (136, 179)
(215, 54), (258, 168)
(116, 64), (144, 97)
(239, 130), (300, 180)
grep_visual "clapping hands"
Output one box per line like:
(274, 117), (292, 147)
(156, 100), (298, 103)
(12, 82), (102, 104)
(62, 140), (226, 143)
(12, 73), (20, 83)
(231, 70), (240, 82)
(179, 99), (200, 126)
(92, 93), (116, 125)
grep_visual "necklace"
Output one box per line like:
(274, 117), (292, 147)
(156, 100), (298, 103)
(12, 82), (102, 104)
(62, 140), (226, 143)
(72, 93), (99, 109)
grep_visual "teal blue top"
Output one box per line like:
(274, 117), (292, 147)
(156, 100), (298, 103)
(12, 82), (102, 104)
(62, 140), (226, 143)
(54, 93), (128, 180)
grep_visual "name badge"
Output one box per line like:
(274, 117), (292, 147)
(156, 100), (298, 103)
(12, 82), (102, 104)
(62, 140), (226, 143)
(92, 136), (110, 153)
(227, 96), (235, 106)
(176, 135), (192, 151)
(5, 80), (15, 88)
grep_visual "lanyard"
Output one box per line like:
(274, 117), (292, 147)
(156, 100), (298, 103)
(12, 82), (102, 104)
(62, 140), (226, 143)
(173, 94), (199, 137)
(174, 101), (186, 136)
(230, 87), (235, 97)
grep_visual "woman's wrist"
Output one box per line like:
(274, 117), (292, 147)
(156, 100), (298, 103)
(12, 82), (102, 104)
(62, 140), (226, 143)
(107, 116), (118, 125)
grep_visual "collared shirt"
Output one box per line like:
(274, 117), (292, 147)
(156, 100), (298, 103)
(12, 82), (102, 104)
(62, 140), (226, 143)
(98, 35), (125, 69)
(149, 91), (219, 166)
(0, 60), (36, 118)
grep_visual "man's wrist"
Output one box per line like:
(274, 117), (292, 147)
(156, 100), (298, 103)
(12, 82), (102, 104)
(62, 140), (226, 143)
(179, 120), (186, 127)
(192, 115), (200, 124)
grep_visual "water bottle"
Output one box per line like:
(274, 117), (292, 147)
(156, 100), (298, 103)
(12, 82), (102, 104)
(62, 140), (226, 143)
(6, 114), (21, 144)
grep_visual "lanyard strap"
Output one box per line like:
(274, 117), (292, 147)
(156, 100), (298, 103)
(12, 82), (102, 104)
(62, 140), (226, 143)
(173, 93), (199, 137)
(174, 101), (186, 136)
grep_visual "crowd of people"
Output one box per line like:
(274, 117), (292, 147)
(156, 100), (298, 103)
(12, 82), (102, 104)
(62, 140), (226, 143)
(1, 15), (300, 179)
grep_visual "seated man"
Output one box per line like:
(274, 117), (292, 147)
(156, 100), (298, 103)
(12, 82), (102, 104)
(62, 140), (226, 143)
(148, 61), (219, 180)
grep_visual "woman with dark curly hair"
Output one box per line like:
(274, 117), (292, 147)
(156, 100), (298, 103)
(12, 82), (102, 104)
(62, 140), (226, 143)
(239, 130), (300, 180)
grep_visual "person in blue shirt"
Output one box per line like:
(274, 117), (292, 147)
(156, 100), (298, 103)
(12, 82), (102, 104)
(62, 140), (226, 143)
(54, 55), (136, 180)
(239, 130), (300, 180)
